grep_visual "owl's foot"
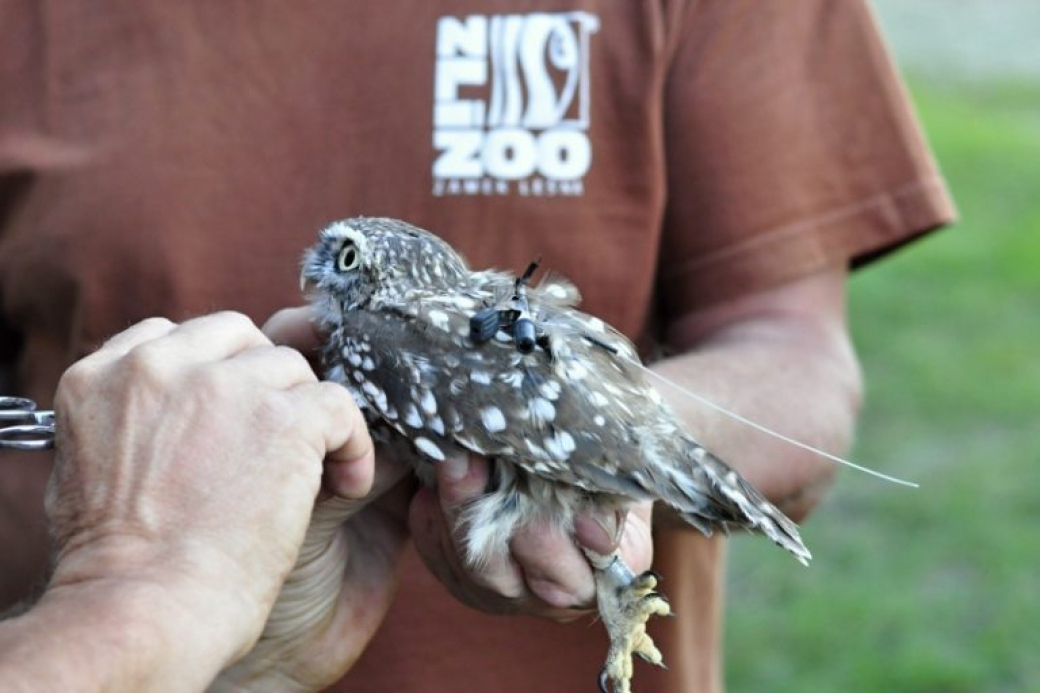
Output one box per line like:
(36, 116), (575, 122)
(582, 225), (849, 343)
(586, 551), (671, 693)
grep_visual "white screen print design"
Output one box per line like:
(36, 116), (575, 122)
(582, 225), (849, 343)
(433, 12), (600, 196)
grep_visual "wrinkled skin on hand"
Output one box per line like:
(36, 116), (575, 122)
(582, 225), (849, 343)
(45, 312), (377, 682)
(208, 309), (412, 691)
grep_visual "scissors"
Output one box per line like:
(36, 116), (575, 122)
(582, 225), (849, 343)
(0, 396), (56, 451)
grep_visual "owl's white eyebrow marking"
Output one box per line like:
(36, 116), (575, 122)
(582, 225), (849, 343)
(414, 436), (445, 461)
(320, 222), (360, 240)
(480, 406), (506, 432)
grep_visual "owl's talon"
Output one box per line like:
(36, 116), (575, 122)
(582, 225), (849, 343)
(592, 556), (671, 693)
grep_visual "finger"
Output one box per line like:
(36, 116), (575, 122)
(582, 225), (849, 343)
(293, 381), (375, 499)
(262, 306), (325, 354)
(511, 521), (596, 608)
(81, 317), (178, 365)
(224, 345), (318, 390)
(616, 502), (655, 574)
(573, 507), (624, 556)
(430, 456), (531, 595)
(433, 453), (490, 519)
(366, 455), (413, 499)
(409, 486), (527, 601)
(152, 311), (271, 362)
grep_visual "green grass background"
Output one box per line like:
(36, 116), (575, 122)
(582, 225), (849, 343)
(724, 77), (1040, 692)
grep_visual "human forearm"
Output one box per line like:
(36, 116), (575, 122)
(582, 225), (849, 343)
(0, 577), (237, 692)
(655, 268), (862, 521)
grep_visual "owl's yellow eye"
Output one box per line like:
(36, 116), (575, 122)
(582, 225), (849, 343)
(337, 242), (360, 272)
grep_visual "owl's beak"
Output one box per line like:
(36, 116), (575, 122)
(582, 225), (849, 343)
(299, 269), (317, 295)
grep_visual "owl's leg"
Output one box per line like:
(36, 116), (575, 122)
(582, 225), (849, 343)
(585, 550), (671, 693)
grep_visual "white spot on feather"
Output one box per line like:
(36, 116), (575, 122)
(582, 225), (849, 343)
(565, 361), (588, 380)
(470, 370), (491, 384)
(361, 381), (388, 412)
(539, 380), (562, 401)
(420, 390), (438, 415)
(453, 296), (477, 310)
(428, 310), (450, 331)
(414, 436), (445, 461)
(404, 404), (423, 428)
(501, 371), (524, 388)
(525, 439), (547, 458)
(529, 397), (556, 423)
(543, 435), (565, 460)
(481, 406), (506, 432)
(558, 431), (576, 453)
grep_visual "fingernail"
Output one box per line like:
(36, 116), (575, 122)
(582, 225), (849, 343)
(442, 452), (469, 481)
(575, 510), (619, 553)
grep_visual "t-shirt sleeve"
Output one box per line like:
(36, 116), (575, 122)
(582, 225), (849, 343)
(656, 0), (956, 319)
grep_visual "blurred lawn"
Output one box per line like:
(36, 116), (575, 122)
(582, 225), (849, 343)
(724, 78), (1040, 692)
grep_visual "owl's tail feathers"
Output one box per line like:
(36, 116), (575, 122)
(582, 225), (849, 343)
(672, 444), (812, 566)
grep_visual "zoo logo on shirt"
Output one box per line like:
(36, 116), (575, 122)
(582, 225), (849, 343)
(432, 12), (599, 197)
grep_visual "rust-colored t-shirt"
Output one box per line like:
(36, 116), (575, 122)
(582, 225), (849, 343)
(0, 1), (953, 691)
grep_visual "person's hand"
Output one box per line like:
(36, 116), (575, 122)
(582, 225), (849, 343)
(44, 312), (373, 689)
(409, 453), (655, 621)
(211, 307), (411, 692)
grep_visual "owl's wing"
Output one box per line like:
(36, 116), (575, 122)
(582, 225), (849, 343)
(330, 289), (664, 500)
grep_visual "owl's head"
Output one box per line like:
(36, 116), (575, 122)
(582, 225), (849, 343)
(300, 217), (471, 311)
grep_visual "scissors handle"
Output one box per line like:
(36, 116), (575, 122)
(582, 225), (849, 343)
(0, 396), (56, 451)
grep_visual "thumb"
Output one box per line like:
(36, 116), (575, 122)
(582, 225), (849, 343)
(433, 452), (490, 519)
